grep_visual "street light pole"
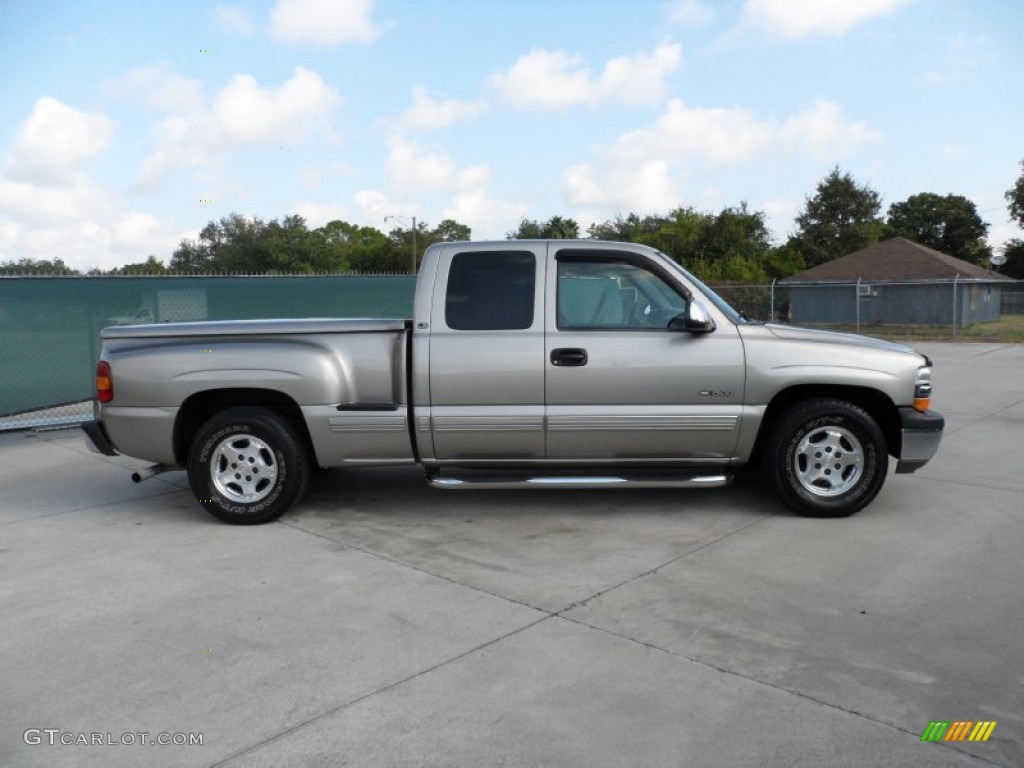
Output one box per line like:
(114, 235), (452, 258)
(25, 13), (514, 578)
(385, 214), (417, 274)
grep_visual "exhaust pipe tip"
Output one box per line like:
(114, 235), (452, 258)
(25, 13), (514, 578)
(131, 464), (174, 483)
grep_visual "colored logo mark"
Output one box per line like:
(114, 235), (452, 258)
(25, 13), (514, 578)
(921, 721), (997, 742)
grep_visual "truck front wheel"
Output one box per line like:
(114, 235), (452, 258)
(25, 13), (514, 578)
(767, 399), (888, 518)
(187, 407), (310, 525)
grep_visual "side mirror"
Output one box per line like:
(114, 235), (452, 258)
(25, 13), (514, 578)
(668, 300), (716, 333)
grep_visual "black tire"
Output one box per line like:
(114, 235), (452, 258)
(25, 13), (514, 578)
(187, 407), (310, 525)
(767, 398), (888, 518)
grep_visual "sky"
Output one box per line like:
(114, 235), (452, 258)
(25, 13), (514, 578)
(1, 0), (1022, 272)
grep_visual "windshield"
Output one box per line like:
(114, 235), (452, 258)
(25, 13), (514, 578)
(652, 251), (744, 324)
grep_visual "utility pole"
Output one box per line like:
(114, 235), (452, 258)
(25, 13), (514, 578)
(385, 214), (417, 273)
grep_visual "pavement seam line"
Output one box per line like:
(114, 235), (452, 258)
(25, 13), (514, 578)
(556, 513), (774, 615)
(560, 615), (1012, 768)
(974, 344), (1012, 356)
(987, 397), (1024, 418)
(277, 519), (549, 615)
(0, 486), (184, 527)
(909, 473), (1024, 496)
(208, 614), (554, 768)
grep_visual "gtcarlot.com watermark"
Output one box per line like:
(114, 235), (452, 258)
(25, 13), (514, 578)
(24, 729), (203, 747)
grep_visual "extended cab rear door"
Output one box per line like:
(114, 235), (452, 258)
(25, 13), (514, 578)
(425, 243), (547, 460)
(544, 246), (745, 461)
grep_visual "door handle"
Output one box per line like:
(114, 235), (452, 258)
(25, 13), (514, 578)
(550, 348), (588, 367)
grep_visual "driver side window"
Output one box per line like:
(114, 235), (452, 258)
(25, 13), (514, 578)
(556, 259), (685, 330)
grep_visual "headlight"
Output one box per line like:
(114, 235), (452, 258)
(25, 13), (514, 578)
(914, 366), (932, 412)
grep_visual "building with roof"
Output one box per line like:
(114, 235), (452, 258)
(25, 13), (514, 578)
(780, 237), (1010, 327)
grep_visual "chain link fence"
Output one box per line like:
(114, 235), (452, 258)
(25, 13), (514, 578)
(2, 273), (1021, 432)
(713, 278), (1022, 340)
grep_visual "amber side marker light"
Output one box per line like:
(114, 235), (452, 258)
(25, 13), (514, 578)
(914, 367), (932, 412)
(96, 361), (113, 403)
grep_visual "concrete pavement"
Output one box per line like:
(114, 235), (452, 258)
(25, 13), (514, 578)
(1, 342), (1021, 767)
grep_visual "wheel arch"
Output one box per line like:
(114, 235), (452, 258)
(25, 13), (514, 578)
(753, 384), (901, 462)
(174, 389), (318, 467)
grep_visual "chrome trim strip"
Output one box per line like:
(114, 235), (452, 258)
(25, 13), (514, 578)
(328, 415), (408, 433)
(546, 415), (737, 431)
(432, 416), (544, 432)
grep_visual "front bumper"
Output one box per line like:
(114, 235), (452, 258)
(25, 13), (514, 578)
(895, 407), (944, 474)
(81, 419), (118, 456)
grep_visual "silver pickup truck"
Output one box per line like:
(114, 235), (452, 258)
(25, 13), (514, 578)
(83, 240), (944, 524)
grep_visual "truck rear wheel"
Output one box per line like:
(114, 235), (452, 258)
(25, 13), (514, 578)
(187, 407), (310, 525)
(767, 399), (888, 518)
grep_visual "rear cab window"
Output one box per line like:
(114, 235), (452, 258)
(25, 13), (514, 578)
(445, 251), (536, 330)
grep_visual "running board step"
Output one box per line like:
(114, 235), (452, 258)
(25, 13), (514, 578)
(427, 471), (732, 491)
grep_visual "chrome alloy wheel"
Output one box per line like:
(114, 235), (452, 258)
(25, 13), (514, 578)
(793, 425), (863, 497)
(210, 434), (278, 502)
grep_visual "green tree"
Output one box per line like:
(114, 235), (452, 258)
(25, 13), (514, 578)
(168, 238), (211, 272)
(587, 213), (647, 241)
(111, 255), (166, 275)
(431, 218), (471, 242)
(760, 245), (806, 279)
(265, 214), (316, 273)
(586, 204), (789, 281)
(388, 219), (429, 272)
(887, 193), (991, 263)
(170, 213), (274, 273)
(507, 218), (544, 239)
(508, 216), (580, 239)
(0, 257), (79, 275)
(1007, 159), (1024, 227)
(790, 167), (884, 267)
(998, 239), (1024, 279)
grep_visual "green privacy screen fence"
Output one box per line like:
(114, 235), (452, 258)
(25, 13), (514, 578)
(0, 274), (416, 430)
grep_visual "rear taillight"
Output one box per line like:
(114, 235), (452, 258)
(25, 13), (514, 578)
(96, 361), (113, 403)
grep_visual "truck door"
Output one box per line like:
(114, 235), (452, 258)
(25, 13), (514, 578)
(544, 248), (745, 461)
(427, 243), (547, 459)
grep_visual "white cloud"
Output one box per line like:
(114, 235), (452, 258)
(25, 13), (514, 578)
(991, 221), (1019, 253)
(212, 5), (255, 35)
(269, 0), (380, 45)
(353, 189), (401, 224)
(139, 66), (339, 184)
(737, 0), (912, 40)
(761, 198), (800, 219)
(101, 63), (203, 112)
(616, 99), (775, 166)
(563, 99), (881, 216)
(781, 101), (882, 158)
(398, 85), (487, 130)
(7, 97), (112, 185)
(921, 34), (990, 86)
(667, 0), (714, 26)
(491, 40), (683, 108)
(440, 191), (525, 239)
(113, 211), (165, 249)
(564, 159), (677, 213)
(0, 176), (180, 270)
(351, 137), (519, 239)
(386, 136), (489, 197)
